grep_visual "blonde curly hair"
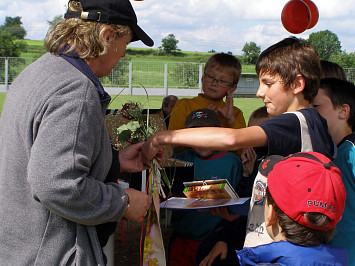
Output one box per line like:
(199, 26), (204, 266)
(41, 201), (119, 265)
(45, 0), (131, 60)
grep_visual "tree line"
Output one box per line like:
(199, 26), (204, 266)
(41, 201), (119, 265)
(1, 16), (355, 68)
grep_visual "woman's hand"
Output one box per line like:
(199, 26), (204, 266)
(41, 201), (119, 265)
(119, 142), (148, 173)
(142, 133), (164, 167)
(123, 188), (151, 222)
(199, 241), (228, 266)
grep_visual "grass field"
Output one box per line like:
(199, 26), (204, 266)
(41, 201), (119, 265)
(0, 93), (263, 123)
(21, 40), (257, 74)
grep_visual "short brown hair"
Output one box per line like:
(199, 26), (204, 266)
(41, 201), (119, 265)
(204, 53), (242, 84)
(45, 0), (131, 60)
(320, 60), (347, 80)
(266, 187), (335, 246)
(248, 106), (269, 126)
(256, 37), (321, 103)
(320, 78), (355, 131)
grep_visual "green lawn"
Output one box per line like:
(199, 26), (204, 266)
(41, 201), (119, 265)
(0, 93), (5, 116)
(21, 40), (257, 74)
(0, 93), (263, 123)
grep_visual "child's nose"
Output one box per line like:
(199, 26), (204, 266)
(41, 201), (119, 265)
(256, 85), (265, 98)
(211, 79), (218, 87)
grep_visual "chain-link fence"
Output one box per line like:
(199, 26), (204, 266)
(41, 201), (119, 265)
(0, 57), (204, 90)
(2, 57), (355, 96)
(345, 68), (355, 83)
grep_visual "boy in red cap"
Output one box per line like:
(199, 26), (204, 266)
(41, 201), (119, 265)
(237, 152), (348, 265)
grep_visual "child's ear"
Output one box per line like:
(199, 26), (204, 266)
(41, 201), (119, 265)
(265, 203), (278, 227)
(228, 85), (237, 94)
(292, 74), (305, 95)
(338, 103), (350, 120)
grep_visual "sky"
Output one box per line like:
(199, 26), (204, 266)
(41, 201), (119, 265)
(1, 0), (355, 55)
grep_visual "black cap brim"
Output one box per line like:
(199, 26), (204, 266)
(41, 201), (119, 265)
(130, 25), (154, 47)
(258, 155), (284, 177)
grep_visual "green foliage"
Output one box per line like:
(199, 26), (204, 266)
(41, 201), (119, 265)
(0, 31), (27, 57)
(308, 30), (341, 60)
(20, 40), (46, 58)
(99, 61), (129, 86)
(47, 15), (63, 27)
(242, 64), (256, 74)
(116, 102), (157, 146)
(329, 51), (355, 68)
(242, 42), (261, 64)
(159, 34), (180, 55)
(126, 47), (155, 56)
(118, 129), (134, 142)
(0, 16), (27, 39)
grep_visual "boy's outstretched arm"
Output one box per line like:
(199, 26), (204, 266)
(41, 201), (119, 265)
(142, 126), (267, 166)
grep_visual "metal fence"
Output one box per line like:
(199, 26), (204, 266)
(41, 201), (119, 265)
(2, 57), (355, 96)
(0, 57), (205, 94)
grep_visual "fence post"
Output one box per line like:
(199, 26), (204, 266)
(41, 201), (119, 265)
(164, 63), (168, 96)
(5, 58), (9, 91)
(199, 63), (203, 92)
(129, 61), (132, 95)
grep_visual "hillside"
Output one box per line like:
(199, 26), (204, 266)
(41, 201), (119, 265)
(21, 40), (256, 73)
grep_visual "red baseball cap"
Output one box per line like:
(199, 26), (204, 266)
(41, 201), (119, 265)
(260, 152), (346, 231)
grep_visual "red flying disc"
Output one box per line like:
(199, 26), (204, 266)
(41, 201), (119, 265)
(281, 0), (311, 34)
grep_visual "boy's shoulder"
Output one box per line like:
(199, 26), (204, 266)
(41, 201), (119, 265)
(261, 108), (326, 129)
(259, 108), (335, 159)
(172, 94), (207, 109)
(237, 241), (348, 266)
(176, 94), (242, 111)
(337, 133), (355, 159)
(340, 133), (355, 146)
(188, 94), (225, 105)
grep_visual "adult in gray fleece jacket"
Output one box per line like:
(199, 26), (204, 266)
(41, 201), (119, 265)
(0, 0), (155, 265)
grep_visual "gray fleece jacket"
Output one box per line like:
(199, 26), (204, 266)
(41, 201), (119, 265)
(0, 53), (129, 265)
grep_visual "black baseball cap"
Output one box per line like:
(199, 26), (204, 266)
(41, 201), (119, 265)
(64, 0), (154, 47)
(185, 109), (222, 128)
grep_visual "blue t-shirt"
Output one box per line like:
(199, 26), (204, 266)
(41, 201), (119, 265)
(259, 108), (336, 159)
(329, 134), (355, 265)
(172, 149), (242, 240)
(237, 241), (348, 266)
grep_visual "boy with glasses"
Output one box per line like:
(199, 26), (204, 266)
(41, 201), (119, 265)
(168, 53), (246, 156)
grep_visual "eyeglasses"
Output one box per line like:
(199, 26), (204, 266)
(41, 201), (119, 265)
(203, 72), (235, 89)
